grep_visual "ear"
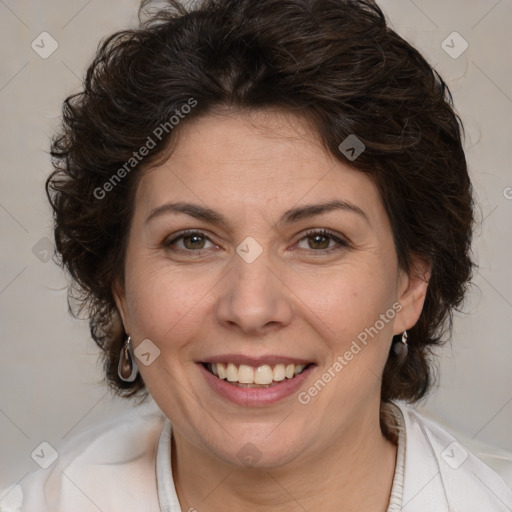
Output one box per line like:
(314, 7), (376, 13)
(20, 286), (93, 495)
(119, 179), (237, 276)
(112, 277), (131, 334)
(393, 256), (431, 335)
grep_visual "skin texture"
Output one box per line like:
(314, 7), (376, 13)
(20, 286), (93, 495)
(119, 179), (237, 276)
(114, 109), (430, 511)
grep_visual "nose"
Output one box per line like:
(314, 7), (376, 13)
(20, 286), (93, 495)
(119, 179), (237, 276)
(214, 250), (294, 336)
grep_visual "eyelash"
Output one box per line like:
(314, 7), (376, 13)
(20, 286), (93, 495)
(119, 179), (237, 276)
(163, 228), (349, 255)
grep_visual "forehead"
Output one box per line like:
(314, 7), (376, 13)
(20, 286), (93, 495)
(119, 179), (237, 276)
(135, 110), (384, 224)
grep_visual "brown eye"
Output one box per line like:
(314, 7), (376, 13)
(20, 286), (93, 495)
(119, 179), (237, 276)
(164, 231), (215, 252)
(182, 233), (207, 250)
(296, 229), (348, 253)
(306, 233), (331, 250)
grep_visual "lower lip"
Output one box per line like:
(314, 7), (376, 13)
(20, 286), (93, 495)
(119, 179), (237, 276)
(197, 363), (315, 407)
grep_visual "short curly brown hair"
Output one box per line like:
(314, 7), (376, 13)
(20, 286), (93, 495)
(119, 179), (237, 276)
(46, 0), (474, 441)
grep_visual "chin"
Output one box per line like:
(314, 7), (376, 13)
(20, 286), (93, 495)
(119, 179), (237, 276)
(206, 430), (309, 470)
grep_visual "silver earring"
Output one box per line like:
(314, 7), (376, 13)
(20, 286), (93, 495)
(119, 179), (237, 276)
(393, 330), (408, 359)
(118, 336), (138, 382)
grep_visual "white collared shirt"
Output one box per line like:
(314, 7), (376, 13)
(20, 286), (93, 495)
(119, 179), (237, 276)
(2, 400), (511, 511)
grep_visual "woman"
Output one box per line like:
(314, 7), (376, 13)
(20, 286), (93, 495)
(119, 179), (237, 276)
(2, 0), (511, 510)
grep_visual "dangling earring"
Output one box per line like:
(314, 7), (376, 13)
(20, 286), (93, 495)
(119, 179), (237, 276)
(118, 335), (138, 382)
(393, 330), (409, 359)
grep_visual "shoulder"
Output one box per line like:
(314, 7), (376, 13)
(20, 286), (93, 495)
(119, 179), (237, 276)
(393, 401), (512, 511)
(0, 401), (166, 512)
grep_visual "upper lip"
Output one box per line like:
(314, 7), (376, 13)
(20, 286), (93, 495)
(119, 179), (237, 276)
(199, 354), (315, 366)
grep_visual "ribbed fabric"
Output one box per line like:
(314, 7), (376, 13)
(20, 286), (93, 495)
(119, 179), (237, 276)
(386, 402), (406, 512)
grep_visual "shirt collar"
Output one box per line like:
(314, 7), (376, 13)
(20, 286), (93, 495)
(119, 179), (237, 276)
(156, 418), (181, 512)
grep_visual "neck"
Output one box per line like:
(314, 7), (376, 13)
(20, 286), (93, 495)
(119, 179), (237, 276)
(171, 406), (398, 512)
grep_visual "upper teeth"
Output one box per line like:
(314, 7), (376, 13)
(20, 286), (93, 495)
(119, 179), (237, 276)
(208, 363), (307, 385)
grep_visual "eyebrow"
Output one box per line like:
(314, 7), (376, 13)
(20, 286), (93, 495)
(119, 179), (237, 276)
(145, 199), (369, 227)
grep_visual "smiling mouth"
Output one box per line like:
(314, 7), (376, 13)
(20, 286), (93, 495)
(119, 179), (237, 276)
(202, 362), (313, 388)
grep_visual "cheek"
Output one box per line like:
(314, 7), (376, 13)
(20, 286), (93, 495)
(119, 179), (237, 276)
(123, 260), (212, 345)
(296, 262), (397, 344)
(302, 271), (397, 406)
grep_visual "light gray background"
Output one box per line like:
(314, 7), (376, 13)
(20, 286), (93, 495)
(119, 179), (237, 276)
(1, 0), (511, 490)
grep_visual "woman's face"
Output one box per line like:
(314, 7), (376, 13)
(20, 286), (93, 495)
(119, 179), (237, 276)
(114, 110), (428, 468)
